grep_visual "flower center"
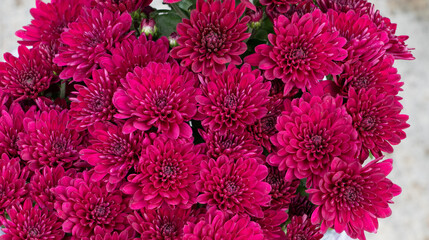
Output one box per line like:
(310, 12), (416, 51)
(161, 222), (176, 236)
(202, 28), (223, 52)
(261, 115), (277, 134)
(295, 234), (307, 240)
(225, 180), (239, 194)
(290, 48), (307, 60)
(53, 138), (68, 153)
(360, 116), (376, 131)
(224, 94), (238, 108)
(93, 203), (109, 219)
(219, 136), (235, 149)
(311, 135), (323, 148)
(155, 95), (168, 109)
(265, 170), (281, 188)
(111, 140), (127, 156)
(28, 227), (40, 237)
(89, 96), (106, 112)
(343, 186), (360, 204)
(352, 75), (371, 90)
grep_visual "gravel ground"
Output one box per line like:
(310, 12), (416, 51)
(1, 0), (428, 239)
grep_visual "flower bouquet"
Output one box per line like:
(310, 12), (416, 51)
(0, 0), (413, 239)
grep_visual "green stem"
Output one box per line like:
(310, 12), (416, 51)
(60, 80), (66, 99)
(169, 3), (188, 19)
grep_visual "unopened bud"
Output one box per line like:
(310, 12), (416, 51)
(246, 7), (263, 29)
(141, 18), (157, 36)
(168, 32), (179, 47)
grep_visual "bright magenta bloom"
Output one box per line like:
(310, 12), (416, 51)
(54, 8), (132, 81)
(170, 0), (251, 76)
(122, 135), (203, 210)
(197, 155), (271, 218)
(113, 62), (199, 139)
(69, 69), (118, 131)
(268, 93), (359, 186)
(245, 10), (347, 94)
(1, 199), (65, 240)
(346, 87), (409, 161)
(0, 46), (54, 100)
(264, 166), (300, 210)
(197, 64), (270, 135)
(53, 171), (130, 238)
(86, 0), (152, 12)
(308, 157), (401, 240)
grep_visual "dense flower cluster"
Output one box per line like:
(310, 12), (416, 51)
(0, 0), (412, 239)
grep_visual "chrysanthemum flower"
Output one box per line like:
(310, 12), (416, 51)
(288, 194), (316, 217)
(127, 206), (201, 239)
(86, 0), (152, 12)
(265, 166), (300, 210)
(183, 209), (265, 240)
(200, 128), (263, 162)
(253, 209), (289, 240)
(308, 157), (401, 240)
(99, 35), (171, 82)
(335, 55), (402, 96)
(316, 0), (372, 14)
(346, 88), (409, 161)
(1, 199), (65, 240)
(53, 171), (130, 238)
(0, 154), (28, 215)
(18, 109), (83, 171)
(170, 0), (251, 76)
(113, 62), (199, 139)
(0, 46), (54, 100)
(268, 93), (359, 186)
(122, 135), (203, 209)
(28, 166), (74, 210)
(260, 0), (302, 16)
(80, 122), (142, 189)
(54, 8), (132, 81)
(35, 97), (67, 112)
(197, 64), (270, 135)
(69, 69), (118, 131)
(245, 10), (347, 94)
(286, 215), (323, 240)
(197, 155), (271, 218)
(16, 0), (83, 48)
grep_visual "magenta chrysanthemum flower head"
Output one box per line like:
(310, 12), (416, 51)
(100, 35), (171, 82)
(288, 194), (316, 217)
(122, 135), (203, 210)
(54, 8), (132, 81)
(245, 10), (347, 94)
(69, 69), (118, 131)
(327, 9), (389, 64)
(15, 0), (83, 48)
(253, 209), (288, 240)
(335, 55), (402, 96)
(286, 214), (323, 240)
(86, 0), (152, 13)
(28, 165), (75, 210)
(80, 122), (143, 189)
(128, 205), (202, 239)
(265, 166), (300, 210)
(113, 62), (199, 139)
(316, 0), (372, 14)
(17, 109), (83, 171)
(1, 199), (65, 240)
(260, 0), (303, 16)
(308, 157), (401, 240)
(0, 103), (35, 157)
(346, 87), (409, 161)
(0, 46), (54, 101)
(268, 93), (359, 186)
(170, 0), (251, 76)
(183, 209), (265, 240)
(0, 154), (28, 215)
(53, 170), (130, 238)
(197, 64), (270, 135)
(199, 128), (264, 162)
(197, 155), (271, 218)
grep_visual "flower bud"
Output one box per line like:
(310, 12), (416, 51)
(246, 7), (263, 29)
(168, 32), (179, 47)
(141, 18), (157, 36)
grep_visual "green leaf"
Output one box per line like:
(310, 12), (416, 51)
(155, 12), (182, 37)
(178, 0), (194, 11)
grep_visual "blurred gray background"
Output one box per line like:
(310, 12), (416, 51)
(1, 0), (428, 239)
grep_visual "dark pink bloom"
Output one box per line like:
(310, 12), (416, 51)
(1, 199), (64, 240)
(197, 155), (271, 218)
(86, 0), (152, 12)
(316, 0), (372, 14)
(183, 209), (264, 240)
(245, 10), (347, 94)
(99, 35), (171, 82)
(18, 110), (83, 171)
(308, 157), (401, 240)
(83, 227), (135, 240)
(15, 0), (83, 47)
(265, 166), (300, 210)
(0, 154), (28, 215)
(335, 55), (402, 96)
(286, 215), (323, 240)
(54, 8), (132, 81)
(170, 0), (251, 76)
(346, 88), (409, 161)
(80, 122), (142, 189)
(199, 129), (263, 162)
(253, 209), (288, 240)
(128, 206), (201, 239)
(35, 97), (67, 112)
(113, 62), (199, 139)
(260, 0), (302, 16)
(197, 64), (270, 134)
(53, 171), (130, 238)
(0, 46), (54, 100)
(122, 135), (203, 209)
(288, 194), (316, 217)
(268, 93), (359, 186)
(69, 69), (118, 131)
